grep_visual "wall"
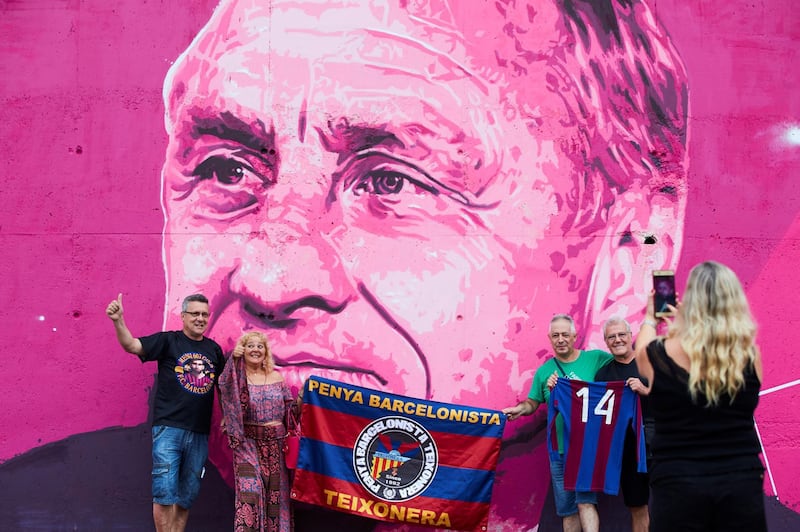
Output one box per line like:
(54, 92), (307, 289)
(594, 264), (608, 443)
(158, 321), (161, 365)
(1, 1), (798, 530)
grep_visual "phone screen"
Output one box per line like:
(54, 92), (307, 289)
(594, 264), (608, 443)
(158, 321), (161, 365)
(653, 270), (677, 317)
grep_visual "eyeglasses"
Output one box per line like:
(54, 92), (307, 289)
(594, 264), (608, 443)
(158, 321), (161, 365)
(183, 311), (210, 318)
(605, 332), (630, 341)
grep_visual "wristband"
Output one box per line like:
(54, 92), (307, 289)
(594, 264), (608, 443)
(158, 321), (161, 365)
(642, 319), (658, 328)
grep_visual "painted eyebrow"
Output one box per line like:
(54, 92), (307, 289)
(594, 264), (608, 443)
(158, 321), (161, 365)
(317, 123), (405, 161)
(188, 110), (275, 155)
(318, 121), (501, 209)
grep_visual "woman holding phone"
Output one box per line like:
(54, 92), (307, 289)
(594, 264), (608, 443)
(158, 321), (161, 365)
(635, 261), (766, 532)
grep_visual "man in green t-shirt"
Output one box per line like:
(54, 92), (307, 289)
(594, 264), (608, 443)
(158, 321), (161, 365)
(503, 314), (612, 532)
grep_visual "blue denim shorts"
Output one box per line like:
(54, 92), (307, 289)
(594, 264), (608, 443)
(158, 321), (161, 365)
(550, 456), (597, 516)
(151, 425), (209, 509)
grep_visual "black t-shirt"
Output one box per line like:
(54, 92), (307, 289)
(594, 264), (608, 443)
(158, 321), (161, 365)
(595, 358), (643, 382)
(139, 331), (225, 434)
(595, 359), (653, 440)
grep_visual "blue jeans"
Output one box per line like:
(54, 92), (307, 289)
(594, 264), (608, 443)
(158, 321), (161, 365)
(550, 455), (597, 516)
(151, 425), (209, 509)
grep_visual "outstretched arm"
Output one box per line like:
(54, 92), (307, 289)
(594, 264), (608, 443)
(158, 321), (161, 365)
(105, 293), (143, 356)
(502, 398), (541, 421)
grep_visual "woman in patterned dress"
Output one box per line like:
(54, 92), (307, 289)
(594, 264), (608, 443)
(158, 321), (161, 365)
(219, 331), (295, 532)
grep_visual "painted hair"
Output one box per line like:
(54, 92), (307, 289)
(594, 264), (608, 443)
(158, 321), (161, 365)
(236, 331), (274, 372)
(669, 261), (759, 405)
(448, 0), (689, 234)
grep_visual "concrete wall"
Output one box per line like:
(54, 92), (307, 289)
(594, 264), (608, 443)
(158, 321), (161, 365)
(1, 1), (798, 530)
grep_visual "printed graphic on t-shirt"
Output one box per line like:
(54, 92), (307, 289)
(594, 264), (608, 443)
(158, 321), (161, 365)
(175, 353), (215, 395)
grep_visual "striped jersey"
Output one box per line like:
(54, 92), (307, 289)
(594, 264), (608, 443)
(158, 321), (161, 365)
(547, 378), (646, 494)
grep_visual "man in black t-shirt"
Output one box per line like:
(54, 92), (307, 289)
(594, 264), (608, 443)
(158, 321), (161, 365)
(596, 317), (652, 532)
(106, 293), (225, 532)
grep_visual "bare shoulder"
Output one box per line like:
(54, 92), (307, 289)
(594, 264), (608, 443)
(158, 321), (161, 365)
(265, 370), (285, 385)
(663, 337), (691, 372)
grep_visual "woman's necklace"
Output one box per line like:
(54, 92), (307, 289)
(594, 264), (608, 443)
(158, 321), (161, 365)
(246, 369), (268, 386)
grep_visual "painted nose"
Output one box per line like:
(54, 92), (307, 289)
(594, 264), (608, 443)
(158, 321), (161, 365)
(229, 200), (354, 328)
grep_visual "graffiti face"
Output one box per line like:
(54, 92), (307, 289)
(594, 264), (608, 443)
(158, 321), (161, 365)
(160, 0), (687, 411)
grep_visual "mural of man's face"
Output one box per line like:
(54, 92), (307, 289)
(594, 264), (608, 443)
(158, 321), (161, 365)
(160, 0), (685, 410)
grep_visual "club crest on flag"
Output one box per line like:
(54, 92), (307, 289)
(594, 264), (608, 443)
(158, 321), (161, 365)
(353, 416), (439, 502)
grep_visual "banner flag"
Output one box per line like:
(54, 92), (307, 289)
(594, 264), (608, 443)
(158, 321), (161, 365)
(290, 376), (506, 531)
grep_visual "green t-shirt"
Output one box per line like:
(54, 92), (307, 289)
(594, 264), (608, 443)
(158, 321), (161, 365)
(528, 349), (613, 452)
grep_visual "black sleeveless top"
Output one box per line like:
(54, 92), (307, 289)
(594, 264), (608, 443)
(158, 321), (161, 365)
(646, 339), (763, 480)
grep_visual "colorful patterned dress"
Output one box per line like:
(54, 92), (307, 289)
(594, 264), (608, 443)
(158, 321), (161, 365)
(219, 357), (293, 532)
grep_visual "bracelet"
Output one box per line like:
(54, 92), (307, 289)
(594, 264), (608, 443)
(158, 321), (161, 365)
(642, 319), (658, 328)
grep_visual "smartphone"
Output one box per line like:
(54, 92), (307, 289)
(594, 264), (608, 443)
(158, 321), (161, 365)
(652, 270), (677, 317)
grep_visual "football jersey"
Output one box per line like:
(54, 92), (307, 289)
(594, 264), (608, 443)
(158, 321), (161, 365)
(547, 378), (646, 494)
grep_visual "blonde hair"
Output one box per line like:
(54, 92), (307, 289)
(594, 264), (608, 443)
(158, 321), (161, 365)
(668, 261), (759, 405)
(237, 331), (274, 372)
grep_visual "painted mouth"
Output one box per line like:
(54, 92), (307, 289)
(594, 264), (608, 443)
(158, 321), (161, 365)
(273, 351), (389, 387)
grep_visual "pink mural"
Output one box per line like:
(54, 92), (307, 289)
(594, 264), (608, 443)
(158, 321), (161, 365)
(1, 0), (798, 530)
(161, 4), (689, 528)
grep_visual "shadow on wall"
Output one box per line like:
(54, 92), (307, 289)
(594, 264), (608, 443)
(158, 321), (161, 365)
(0, 425), (798, 531)
(0, 425), (233, 531)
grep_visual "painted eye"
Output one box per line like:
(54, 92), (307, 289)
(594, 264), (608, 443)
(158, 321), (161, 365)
(355, 170), (408, 195)
(193, 156), (251, 185)
(174, 151), (276, 219)
(338, 152), (480, 214)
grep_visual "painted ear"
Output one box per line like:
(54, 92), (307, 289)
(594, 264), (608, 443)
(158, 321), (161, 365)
(583, 181), (686, 348)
